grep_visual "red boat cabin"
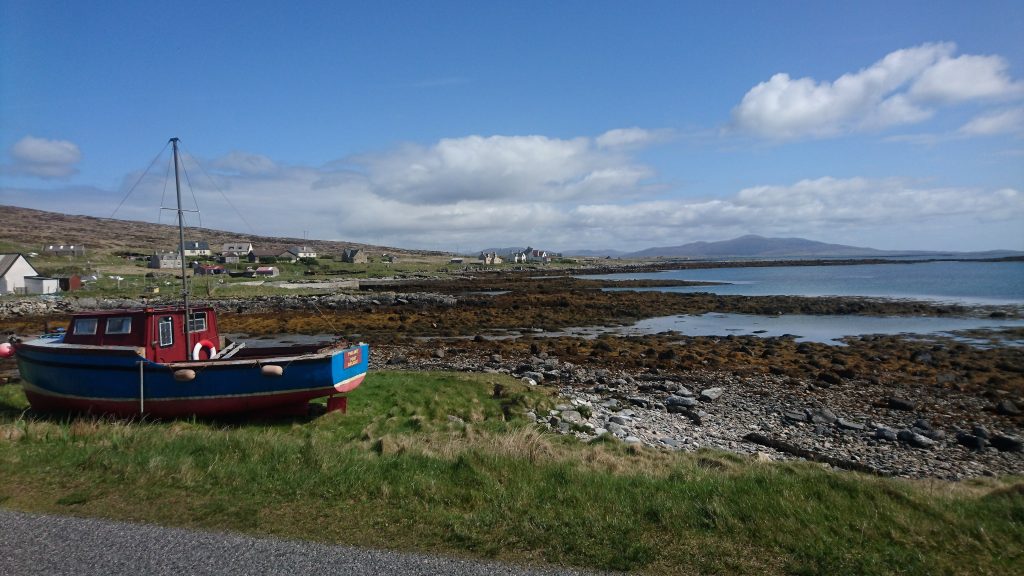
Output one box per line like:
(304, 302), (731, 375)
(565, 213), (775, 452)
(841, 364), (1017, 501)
(61, 306), (221, 363)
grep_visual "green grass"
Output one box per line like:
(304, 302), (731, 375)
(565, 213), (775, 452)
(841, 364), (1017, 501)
(0, 373), (1020, 575)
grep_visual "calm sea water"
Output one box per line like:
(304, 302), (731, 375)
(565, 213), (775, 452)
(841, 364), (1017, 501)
(583, 260), (1024, 305)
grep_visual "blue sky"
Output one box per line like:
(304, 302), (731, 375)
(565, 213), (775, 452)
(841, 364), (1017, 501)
(2, 0), (1022, 252)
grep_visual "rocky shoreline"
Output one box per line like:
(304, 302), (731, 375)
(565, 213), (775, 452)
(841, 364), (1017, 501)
(371, 338), (1022, 480)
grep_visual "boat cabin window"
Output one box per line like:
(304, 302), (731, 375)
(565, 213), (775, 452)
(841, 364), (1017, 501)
(158, 316), (174, 347)
(188, 311), (207, 333)
(73, 318), (98, 335)
(106, 317), (132, 335)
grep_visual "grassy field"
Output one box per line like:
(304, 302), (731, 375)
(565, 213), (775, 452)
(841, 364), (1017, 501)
(0, 372), (1021, 575)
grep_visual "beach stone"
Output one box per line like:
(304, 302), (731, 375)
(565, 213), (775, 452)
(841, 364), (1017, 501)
(627, 396), (650, 408)
(784, 410), (809, 423)
(917, 428), (945, 441)
(432, 348), (446, 358)
(888, 396), (917, 411)
(606, 422), (626, 436)
(623, 436), (643, 446)
(996, 400), (1021, 416)
(700, 387), (724, 402)
(676, 386), (694, 397)
(609, 415), (631, 426)
(560, 410), (584, 425)
(523, 371), (544, 383)
(666, 395), (697, 407)
(810, 408), (838, 425)
(972, 425), (991, 439)
(898, 429), (936, 449)
(875, 426), (898, 441)
(990, 434), (1023, 453)
(521, 377), (537, 386)
(955, 432), (987, 451)
(836, 418), (865, 431)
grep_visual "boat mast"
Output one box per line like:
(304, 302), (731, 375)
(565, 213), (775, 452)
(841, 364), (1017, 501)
(169, 137), (192, 354)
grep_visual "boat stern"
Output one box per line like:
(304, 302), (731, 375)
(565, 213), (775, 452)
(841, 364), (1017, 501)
(331, 343), (369, 393)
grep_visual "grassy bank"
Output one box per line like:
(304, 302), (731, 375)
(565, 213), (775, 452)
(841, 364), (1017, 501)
(0, 373), (1020, 575)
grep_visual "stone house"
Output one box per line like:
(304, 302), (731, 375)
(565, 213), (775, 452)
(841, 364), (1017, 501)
(149, 252), (182, 269)
(341, 248), (367, 264)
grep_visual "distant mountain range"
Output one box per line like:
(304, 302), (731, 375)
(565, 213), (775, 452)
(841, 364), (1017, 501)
(564, 235), (1023, 260)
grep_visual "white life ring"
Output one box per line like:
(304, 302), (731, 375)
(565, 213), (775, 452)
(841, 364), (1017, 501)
(192, 339), (218, 360)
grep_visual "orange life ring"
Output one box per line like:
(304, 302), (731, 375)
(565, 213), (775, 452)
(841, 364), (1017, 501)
(192, 339), (218, 360)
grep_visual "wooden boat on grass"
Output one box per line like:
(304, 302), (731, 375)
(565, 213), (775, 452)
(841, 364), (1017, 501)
(5, 138), (369, 418)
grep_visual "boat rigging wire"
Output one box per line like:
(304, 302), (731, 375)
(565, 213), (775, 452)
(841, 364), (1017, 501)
(110, 140), (171, 219)
(181, 147), (258, 236)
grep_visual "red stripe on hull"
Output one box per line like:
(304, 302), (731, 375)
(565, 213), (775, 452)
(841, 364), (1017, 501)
(24, 374), (366, 418)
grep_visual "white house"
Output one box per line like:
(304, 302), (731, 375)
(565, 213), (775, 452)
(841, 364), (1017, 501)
(24, 276), (59, 294)
(0, 254), (40, 294)
(288, 246), (316, 259)
(181, 241), (211, 257)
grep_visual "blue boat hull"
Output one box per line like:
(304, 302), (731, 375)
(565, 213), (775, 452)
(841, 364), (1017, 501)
(15, 339), (369, 417)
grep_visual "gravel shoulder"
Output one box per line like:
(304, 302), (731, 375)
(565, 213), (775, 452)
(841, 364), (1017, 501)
(0, 509), (603, 576)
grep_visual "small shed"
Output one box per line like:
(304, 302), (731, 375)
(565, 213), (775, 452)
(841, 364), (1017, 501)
(254, 266), (280, 277)
(58, 275), (82, 292)
(24, 276), (60, 294)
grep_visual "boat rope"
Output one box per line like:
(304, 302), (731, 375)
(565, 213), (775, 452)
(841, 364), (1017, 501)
(110, 141), (171, 219)
(309, 299), (341, 338)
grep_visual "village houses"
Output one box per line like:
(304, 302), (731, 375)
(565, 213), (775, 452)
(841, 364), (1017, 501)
(478, 252), (504, 265)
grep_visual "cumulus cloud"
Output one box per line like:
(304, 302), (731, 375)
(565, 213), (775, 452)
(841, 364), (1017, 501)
(5, 135), (82, 178)
(349, 132), (656, 204)
(959, 107), (1024, 136)
(732, 42), (1024, 140)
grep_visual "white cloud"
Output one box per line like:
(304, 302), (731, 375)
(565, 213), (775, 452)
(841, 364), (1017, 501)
(910, 54), (1024, 103)
(959, 107), (1024, 136)
(732, 42), (1024, 140)
(350, 133), (656, 203)
(595, 127), (672, 149)
(210, 151), (279, 175)
(6, 135), (82, 179)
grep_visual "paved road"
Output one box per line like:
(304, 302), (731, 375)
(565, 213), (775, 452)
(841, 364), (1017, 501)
(0, 509), (603, 576)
